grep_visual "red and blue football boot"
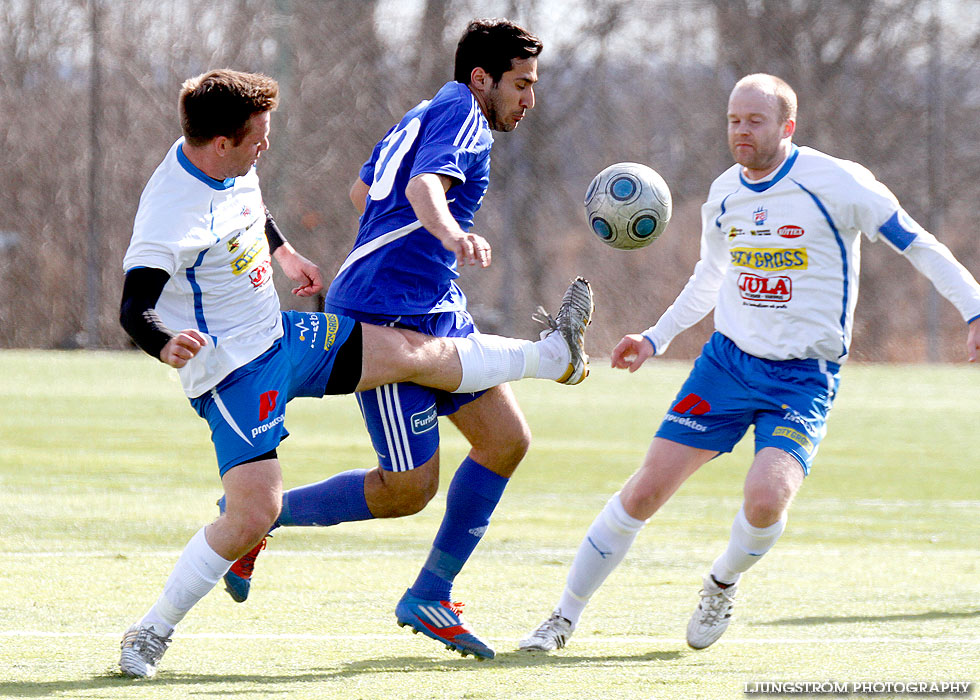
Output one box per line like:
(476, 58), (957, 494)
(395, 589), (495, 659)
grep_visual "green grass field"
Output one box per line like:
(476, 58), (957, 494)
(0, 350), (977, 699)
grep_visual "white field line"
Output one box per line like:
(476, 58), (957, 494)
(0, 631), (977, 645)
(2, 545), (978, 559)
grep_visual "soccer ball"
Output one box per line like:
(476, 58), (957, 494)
(584, 162), (672, 250)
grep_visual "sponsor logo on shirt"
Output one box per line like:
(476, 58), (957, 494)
(728, 226), (771, 240)
(231, 238), (267, 275)
(778, 225), (804, 238)
(730, 247), (807, 271)
(227, 233), (241, 252)
(738, 273), (792, 302)
(249, 261), (272, 289)
(411, 405), (438, 434)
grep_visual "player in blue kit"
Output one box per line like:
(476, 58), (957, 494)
(218, 19), (566, 660)
(520, 73), (980, 653)
(116, 68), (592, 677)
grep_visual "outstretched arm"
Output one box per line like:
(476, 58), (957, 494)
(891, 228), (980, 362)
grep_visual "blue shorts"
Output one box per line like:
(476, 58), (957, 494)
(190, 310), (357, 476)
(655, 332), (840, 474)
(325, 304), (485, 472)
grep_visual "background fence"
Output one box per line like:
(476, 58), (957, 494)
(1, 0), (978, 361)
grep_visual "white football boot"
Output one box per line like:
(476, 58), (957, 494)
(119, 623), (172, 678)
(535, 276), (594, 385)
(518, 610), (575, 651)
(686, 575), (738, 649)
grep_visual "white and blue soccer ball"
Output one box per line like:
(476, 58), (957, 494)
(584, 162), (672, 250)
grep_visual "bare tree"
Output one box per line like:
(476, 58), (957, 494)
(0, 0), (976, 361)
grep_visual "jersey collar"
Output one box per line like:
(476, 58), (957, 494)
(177, 142), (236, 190)
(738, 144), (799, 192)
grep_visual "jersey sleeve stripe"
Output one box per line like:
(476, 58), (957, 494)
(877, 211), (918, 251)
(453, 101), (478, 147)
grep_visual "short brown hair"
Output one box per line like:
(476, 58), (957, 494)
(179, 69), (279, 147)
(454, 18), (542, 84)
(734, 73), (797, 124)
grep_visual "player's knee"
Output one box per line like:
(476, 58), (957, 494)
(497, 427), (531, 467)
(468, 422), (531, 472)
(742, 489), (786, 528)
(386, 330), (430, 379)
(400, 486), (437, 515)
(224, 514), (277, 555)
(378, 465), (439, 516)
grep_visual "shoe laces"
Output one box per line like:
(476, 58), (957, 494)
(443, 600), (466, 617)
(698, 586), (736, 622)
(536, 612), (571, 636)
(235, 536), (268, 577)
(533, 278), (593, 339)
(127, 627), (171, 663)
(532, 306), (558, 335)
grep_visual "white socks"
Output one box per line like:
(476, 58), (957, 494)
(709, 505), (786, 585)
(453, 329), (578, 393)
(139, 527), (234, 635)
(557, 492), (647, 627)
(548, 501), (785, 630)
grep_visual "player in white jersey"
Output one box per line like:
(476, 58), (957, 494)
(520, 73), (980, 653)
(115, 69), (593, 678)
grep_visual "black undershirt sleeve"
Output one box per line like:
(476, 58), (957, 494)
(119, 267), (175, 360)
(264, 207), (287, 254)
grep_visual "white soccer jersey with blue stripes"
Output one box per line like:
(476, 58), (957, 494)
(123, 138), (282, 397)
(643, 145), (980, 363)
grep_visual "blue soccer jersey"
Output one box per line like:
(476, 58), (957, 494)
(327, 81), (493, 315)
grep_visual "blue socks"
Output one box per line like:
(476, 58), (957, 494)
(409, 458), (509, 602)
(220, 460), (507, 605)
(276, 469), (374, 527)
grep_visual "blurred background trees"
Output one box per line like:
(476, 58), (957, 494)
(1, 0), (977, 361)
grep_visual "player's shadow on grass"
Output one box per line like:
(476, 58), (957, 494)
(309, 649), (686, 680)
(0, 651), (686, 697)
(757, 609), (980, 626)
(332, 649), (685, 675)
